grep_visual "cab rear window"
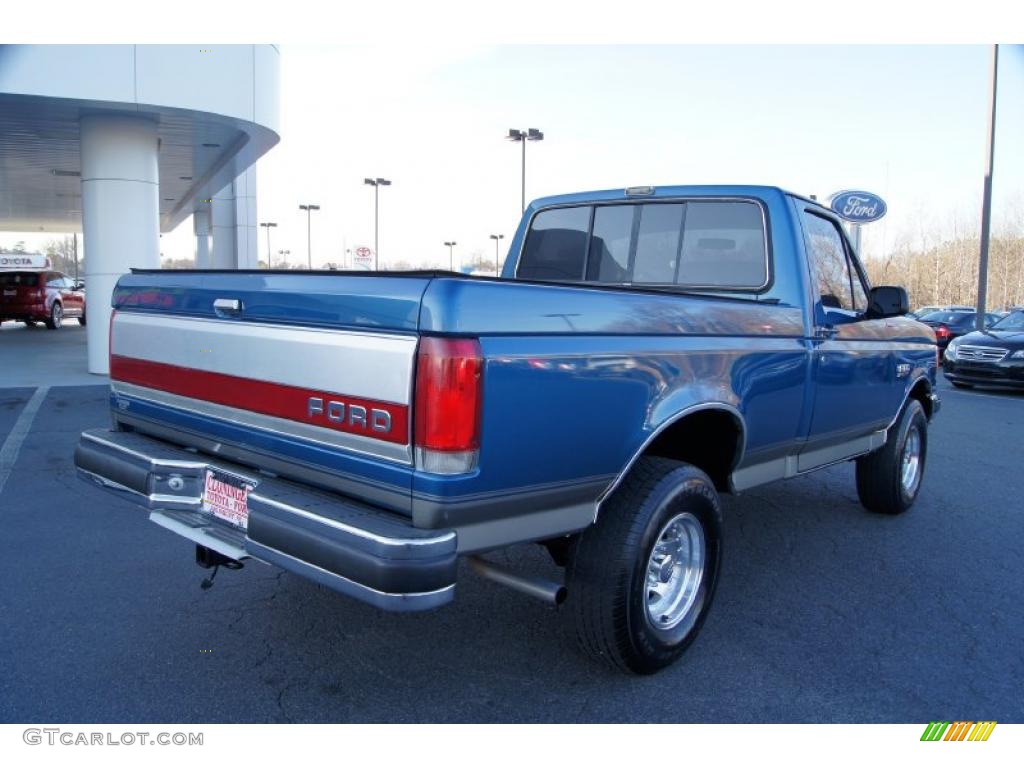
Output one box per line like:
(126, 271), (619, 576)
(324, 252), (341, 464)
(518, 200), (768, 290)
(0, 272), (40, 287)
(517, 206), (591, 281)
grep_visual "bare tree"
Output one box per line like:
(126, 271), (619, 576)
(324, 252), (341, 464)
(44, 237), (79, 275)
(865, 211), (1023, 311)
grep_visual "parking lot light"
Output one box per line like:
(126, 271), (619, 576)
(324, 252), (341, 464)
(259, 222), (277, 267)
(298, 204), (320, 269)
(507, 128), (544, 213)
(489, 234), (504, 276)
(363, 178), (391, 270)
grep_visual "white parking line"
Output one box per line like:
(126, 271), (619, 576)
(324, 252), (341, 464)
(0, 385), (50, 498)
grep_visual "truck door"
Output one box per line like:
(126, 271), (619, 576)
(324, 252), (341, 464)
(799, 207), (897, 466)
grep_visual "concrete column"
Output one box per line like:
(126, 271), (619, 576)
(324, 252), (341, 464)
(210, 183), (236, 269)
(193, 208), (211, 268)
(209, 168), (258, 269)
(234, 166), (259, 269)
(80, 114), (159, 375)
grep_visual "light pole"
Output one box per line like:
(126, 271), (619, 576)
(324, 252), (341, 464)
(259, 222), (277, 267)
(444, 240), (457, 271)
(363, 178), (391, 270)
(489, 234), (504, 276)
(976, 44), (999, 330)
(507, 128), (544, 213)
(299, 204), (320, 269)
(277, 249), (291, 269)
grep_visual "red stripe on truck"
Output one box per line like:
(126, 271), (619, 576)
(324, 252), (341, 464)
(110, 355), (409, 445)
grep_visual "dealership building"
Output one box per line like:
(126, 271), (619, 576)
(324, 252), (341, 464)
(0, 44), (281, 373)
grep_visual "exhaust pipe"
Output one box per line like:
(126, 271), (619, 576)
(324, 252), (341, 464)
(467, 555), (567, 606)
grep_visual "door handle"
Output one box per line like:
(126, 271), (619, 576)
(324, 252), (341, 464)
(813, 326), (838, 340)
(213, 298), (243, 317)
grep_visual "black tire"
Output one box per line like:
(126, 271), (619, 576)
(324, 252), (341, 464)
(566, 457), (722, 674)
(951, 381), (972, 389)
(45, 302), (63, 330)
(855, 398), (928, 515)
(78, 311), (86, 326)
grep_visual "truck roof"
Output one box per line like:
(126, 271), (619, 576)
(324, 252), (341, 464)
(529, 184), (827, 211)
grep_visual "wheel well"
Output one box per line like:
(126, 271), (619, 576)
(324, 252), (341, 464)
(642, 409), (744, 492)
(909, 379), (933, 420)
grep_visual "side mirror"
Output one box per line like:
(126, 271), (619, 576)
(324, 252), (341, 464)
(866, 286), (909, 319)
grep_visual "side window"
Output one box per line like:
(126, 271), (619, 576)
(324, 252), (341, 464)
(849, 258), (869, 312)
(46, 274), (64, 288)
(843, 243), (871, 312)
(802, 211), (855, 312)
(518, 206), (591, 281)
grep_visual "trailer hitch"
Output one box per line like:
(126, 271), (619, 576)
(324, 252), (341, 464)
(195, 544), (244, 590)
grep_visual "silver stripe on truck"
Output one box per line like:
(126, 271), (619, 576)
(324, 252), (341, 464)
(113, 312), (417, 405)
(111, 381), (414, 465)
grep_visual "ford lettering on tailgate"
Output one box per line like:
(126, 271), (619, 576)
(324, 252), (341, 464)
(307, 397), (393, 434)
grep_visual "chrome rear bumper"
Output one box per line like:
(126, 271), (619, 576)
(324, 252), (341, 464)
(75, 428), (457, 611)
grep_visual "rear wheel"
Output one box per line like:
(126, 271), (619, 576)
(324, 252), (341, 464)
(566, 457), (722, 674)
(78, 309), (86, 326)
(45, 302), (63, 330)
(855, 398), (928, 515)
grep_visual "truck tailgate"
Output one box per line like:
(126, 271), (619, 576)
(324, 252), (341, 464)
(109, 271), (432, 515)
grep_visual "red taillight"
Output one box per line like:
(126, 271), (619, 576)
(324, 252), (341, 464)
(414, 337), (482, 474)
(108, 308), (117, 372)
(935, 325), (950, 339)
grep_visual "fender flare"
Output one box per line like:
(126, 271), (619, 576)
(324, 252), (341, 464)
(594, 402), (746, 521)
(891, 375), (934, 428)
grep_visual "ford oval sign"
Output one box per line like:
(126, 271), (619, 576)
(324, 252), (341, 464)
(830, 190), (887, 223)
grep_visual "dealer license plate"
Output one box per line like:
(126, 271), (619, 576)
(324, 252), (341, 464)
(201, 470), (253, 530)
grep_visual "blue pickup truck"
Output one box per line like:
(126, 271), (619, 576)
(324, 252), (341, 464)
(75, 185), (939, 673)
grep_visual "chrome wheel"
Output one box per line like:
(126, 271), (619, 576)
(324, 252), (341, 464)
(645, 512), (705, 630)
(52, 303), (62, 329)
(901, 426), (921, 495)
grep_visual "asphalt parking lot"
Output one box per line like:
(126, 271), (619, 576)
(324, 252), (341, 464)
(0, 375), (1021, 723)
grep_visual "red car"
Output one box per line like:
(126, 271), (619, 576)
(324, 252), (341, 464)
(0, 270), (86, 329)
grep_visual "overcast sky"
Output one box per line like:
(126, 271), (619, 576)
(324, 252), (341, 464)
(7, 45), (1024, 269)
